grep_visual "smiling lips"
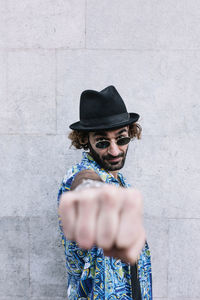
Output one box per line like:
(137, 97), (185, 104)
(107, 157), (121, 163)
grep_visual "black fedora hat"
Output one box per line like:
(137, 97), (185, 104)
(69, 85), (140, 131)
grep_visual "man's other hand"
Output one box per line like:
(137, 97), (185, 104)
(58, 185), (146, 264)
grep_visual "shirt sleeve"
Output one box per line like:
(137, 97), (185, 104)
(57, 172), (88, 278)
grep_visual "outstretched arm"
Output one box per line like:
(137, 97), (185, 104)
(59, 170), (146, 264)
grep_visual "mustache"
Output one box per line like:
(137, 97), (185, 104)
(102, 153), (124, 160)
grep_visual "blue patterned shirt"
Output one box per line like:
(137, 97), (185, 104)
(57, 151), (153, 299)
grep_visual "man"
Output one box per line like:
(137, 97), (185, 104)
(57, 86), (152, 299)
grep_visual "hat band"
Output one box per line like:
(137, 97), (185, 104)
(80, 112), (130, 127)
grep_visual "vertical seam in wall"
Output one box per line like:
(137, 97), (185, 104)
(55, 49), (58, 134)
(5, 50), (8, 109)
(85, 0), (87, 49)
(28, 217), (31, 299)
(167, 218), (169, 298)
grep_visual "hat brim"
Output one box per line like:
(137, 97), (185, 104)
(69, 113), (140, 132)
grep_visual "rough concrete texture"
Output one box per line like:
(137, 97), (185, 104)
(0, 0), (200, 299)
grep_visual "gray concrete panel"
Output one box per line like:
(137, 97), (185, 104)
(29, 216), (67, 298)
(0, 298), (29, 300)
(0, 217), (29, 297)
(1, 0), (200, 298)
(56, 50), (200, 136)
(124, 136), (171, 218)
(56, 49), (165, 135)
(0, 51), (7, 100)
(168, 219), (200, 298)
(124, 135), (200, 218)
(56, 49), (163, 135)
(0, 3), (7, 48)
(144, 217), (168, 298)
(0, 51), (7, 131)
(0, 0), (85, 49)
(0, 134), (79, 217)
(87, 0), (200, 50)
(1, 50), (56, 134)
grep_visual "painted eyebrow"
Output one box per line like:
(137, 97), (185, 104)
(93, 128), (128, 137)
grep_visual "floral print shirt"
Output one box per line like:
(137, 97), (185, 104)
(57, 151), (153, 299)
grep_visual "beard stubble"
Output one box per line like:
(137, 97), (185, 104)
(88, 142), (128, 171)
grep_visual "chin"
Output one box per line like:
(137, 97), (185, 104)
(107, 161), (125, 171)
(108, 166), (122, 171)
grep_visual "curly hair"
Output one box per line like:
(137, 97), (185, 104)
(68, 122), (142, 150)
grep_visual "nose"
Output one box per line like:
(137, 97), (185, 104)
(107, 140), (121, 156)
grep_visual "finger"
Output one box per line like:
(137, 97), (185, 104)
(96, 186), (122, 250)
(104, 227), (146, 264)
(125, 227), (146, 264)
(75, 189), (98, 249)
(58, 192), (77, 240)
(116, 189), (143, 248)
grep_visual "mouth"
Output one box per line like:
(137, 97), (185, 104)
(107, 157), (121, 163)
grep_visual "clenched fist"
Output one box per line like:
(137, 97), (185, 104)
(58, 184), (146, 264)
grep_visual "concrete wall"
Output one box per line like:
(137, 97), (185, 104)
(0, 1), (200, 299)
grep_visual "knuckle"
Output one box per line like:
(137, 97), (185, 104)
(79, 196), (91, 207)
(99, 186), (120, 209)
(101, 194), (117, 209)
(106, 195), (117, 208)
(81, 189), (99, 203)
